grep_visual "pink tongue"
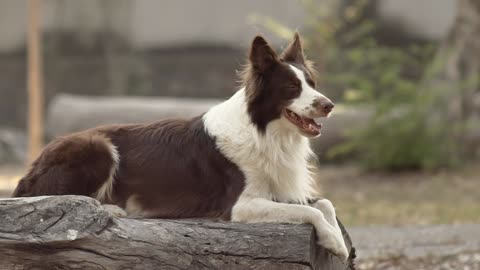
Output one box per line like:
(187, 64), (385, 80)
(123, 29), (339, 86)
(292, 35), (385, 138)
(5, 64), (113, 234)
(302, 118), (320, 130)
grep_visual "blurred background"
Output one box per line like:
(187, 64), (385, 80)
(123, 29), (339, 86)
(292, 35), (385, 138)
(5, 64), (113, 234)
(0, 0), (479, 268)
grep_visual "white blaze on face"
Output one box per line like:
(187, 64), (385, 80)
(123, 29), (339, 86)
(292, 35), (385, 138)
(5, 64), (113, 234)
(287, 65), (328, 116)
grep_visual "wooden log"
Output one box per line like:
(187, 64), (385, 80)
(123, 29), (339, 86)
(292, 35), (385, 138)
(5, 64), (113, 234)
(45, 94), (221, 137)
(0, 196), (355, 270)
(45, 94), (371, 158)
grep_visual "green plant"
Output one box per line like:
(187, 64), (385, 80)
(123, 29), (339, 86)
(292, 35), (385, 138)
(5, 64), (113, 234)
(255, 0), (471, 170)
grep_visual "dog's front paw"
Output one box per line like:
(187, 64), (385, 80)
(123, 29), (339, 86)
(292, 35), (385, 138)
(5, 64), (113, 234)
(317, 230), (349, 262)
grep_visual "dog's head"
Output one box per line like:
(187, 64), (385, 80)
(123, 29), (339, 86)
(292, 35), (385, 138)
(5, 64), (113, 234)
(243, 33), (333, 137)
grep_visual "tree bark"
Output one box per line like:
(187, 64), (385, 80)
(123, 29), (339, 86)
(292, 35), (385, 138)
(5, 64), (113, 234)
(427, 0), (480, 157)
(0, 196), (355, 270)
(431, 0), (480, 117)
(434, 0), (480, 90)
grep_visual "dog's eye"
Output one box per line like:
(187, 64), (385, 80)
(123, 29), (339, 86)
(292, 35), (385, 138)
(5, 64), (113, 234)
(287, 85), (300, 96)
(289, 84), (300, 90)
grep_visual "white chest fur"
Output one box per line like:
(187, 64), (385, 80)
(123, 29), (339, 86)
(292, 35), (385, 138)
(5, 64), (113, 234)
(203, 89), (317, 204)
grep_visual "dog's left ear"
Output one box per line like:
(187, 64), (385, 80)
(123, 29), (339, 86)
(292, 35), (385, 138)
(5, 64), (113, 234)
(280, 32), (305, 64)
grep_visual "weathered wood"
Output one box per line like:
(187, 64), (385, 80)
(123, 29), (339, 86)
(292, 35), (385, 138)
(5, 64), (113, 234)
(0, 196), (355, 270)
(45, 94), (370, 157)
(45, 94), (221, 137)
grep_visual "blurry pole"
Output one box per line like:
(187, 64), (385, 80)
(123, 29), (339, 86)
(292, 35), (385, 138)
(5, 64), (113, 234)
(27, 0), (44, 164)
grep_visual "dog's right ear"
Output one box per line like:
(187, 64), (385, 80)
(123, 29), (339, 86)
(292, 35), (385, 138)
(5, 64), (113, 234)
(249, 36), (278, 74)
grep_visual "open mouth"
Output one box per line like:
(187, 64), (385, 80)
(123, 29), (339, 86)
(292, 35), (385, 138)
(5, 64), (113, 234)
(284, 109), (322, 136)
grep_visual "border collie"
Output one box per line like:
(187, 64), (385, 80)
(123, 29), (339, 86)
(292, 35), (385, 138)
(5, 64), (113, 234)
(13, 33), (349, 261)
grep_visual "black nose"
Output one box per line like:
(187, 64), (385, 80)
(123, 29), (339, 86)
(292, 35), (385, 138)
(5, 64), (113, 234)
(323, 101), (334, 114)
(313, 99), (334, 114)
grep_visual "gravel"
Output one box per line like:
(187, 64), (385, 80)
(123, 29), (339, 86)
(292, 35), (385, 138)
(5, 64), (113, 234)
(358, 252), (480, 270)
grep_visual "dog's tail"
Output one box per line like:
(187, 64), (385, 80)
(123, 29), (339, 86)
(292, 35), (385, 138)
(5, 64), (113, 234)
(11, 176), (31, 197)
(11, 133), (118, 201)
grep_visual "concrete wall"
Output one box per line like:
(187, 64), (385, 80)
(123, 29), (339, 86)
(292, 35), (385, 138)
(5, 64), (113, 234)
(378, 0), (456, 40)
(0, 0), (458, 52)
(0, 0), (306, 52)
(130, 0), (305, 48)
(0, 0), (27, 52)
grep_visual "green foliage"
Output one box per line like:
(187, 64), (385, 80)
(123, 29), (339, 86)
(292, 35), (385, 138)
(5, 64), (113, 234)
(256, 0), (470, 170)
(330, 82), (461, 170)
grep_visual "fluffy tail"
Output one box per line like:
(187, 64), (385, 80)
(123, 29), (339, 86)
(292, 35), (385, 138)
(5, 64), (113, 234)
(11, 133), (118, 201)
(11, 177), (30, 197)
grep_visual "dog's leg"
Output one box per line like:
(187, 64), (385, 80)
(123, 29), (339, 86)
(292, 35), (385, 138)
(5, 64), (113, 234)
(310, 198), (343, 236)
(232, 197), (349, 261)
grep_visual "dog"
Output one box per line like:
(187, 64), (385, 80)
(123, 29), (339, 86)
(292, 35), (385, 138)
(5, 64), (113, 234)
(12, 33), (349, 261)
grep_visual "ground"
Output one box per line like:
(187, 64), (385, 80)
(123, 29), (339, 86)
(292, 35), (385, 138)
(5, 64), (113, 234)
(319, 164), (480, 269)
(319, 164), (480, 226)
(357, 252), (480, 270)
(1, 163), (479, 269)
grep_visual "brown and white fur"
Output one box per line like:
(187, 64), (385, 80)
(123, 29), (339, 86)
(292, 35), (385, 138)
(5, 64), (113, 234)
(12, 33), (348, 260)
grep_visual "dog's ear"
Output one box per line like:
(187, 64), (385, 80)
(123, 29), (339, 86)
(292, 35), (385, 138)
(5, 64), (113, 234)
(249, 36), (278, 73)
(280, 32), (305, 64)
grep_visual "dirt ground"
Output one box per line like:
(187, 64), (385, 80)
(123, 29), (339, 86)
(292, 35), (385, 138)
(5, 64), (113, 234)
(318, 164), (480, 226)
(357, 252), (480, 270)
(316, 164), (480, 269)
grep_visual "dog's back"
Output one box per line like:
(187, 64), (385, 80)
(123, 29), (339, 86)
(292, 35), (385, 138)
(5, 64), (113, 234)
(13, 116), (246, 220)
